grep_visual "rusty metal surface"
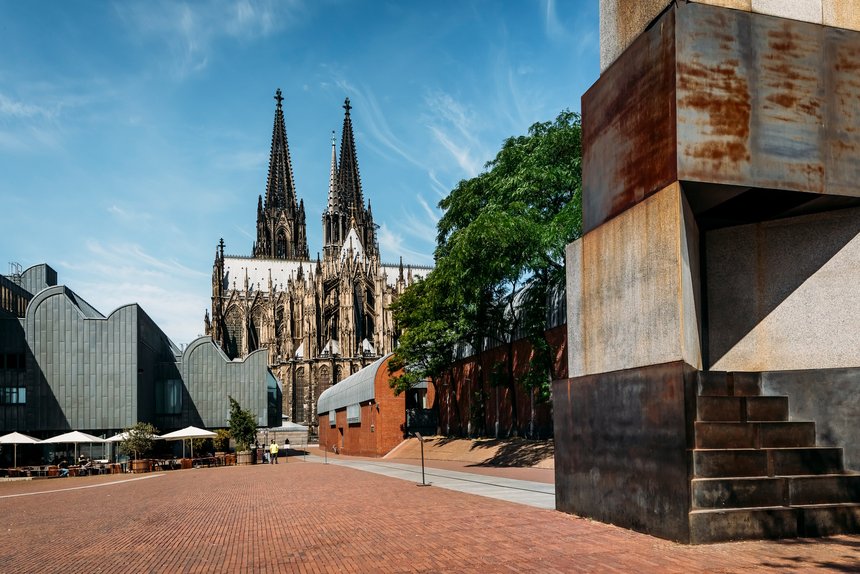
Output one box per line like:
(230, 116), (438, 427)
(553, 361), (699, 542)
(676, 2), (860, 198)
(582, 2), (860, 234)
(582, 6), (677, 234)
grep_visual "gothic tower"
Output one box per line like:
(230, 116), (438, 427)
(208, 91), (431, 432)
(253, 89), (309, 260)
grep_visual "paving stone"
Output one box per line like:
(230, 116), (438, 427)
(0, 463), (857, 572)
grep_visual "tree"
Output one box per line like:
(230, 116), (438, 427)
(119, 422), (159, 461)
(389, 272), (460, 394)
(228, 396), (257, 451)
(394, 110), (582, 437)
(214, 428), (231, 452)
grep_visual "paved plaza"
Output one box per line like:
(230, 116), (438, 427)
(0, 458), (858, 573)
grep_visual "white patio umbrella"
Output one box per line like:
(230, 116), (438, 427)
(0, 432), (41, 468)
(104, 431), (130, 443)
(104, 431), (131, 462)
(158, 426), (216, 458)
(42, 430), (105, 462)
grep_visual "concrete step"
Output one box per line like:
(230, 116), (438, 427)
(795, 503), (860, 537)
(693, 447), (845, 478)
(772, 447), (846, 477)
(789, 474), (860, 505)
(693, 477), (787, 509)
(695, 421), (815, 449)
(692, 474), (860, 509)
(689, 506), (797, 543)
(689, 503), (860, 543)
(697, 396), (789, 422)
(697, 371), (762, 397)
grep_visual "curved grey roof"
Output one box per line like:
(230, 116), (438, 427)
(317, 353), (392, 413)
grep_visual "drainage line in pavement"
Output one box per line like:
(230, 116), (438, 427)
(339, 460), (553, 495)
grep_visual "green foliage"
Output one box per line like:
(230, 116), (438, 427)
(214, 428), (231, 452)
(228, 396), (257, 451)
(119, 422), (158, 460)
(389, 272), (461, 395)
(191, 437), (212, 455)
(393, 110), (582, 433)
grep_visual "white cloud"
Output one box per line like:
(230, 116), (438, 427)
(423, 91), (489, 178)
(378, 222), (433, 267)
(216, 150), (267, 172)
(333, 78), (426, 170)
(542, 0), (566, 42)
(116, 0), (309, 78)
(0, 94), (53, 119)
(428, 125), (482, 177)
(60, 240), (210, 345)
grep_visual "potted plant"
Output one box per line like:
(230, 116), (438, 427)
(214, 429), (230, 454)
(214, 429), (233, 465)
(228, 396), (257, 465)
(119, 422), (158, 473)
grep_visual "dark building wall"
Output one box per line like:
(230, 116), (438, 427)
(1, 276), (277, 436)
(19, 264), (57, 297)
(24, 287), (140, 433)
(553, 361), (698, 543)
(0, 315), (29, 431)
(0, 274), (32, 317)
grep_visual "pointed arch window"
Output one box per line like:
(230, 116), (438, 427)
(224, 306), (242, 359)
(276, 229), (288, 258)
(295, 367), (306, 423)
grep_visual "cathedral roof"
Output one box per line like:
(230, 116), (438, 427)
(223, 256), (315, 293)
(339, 226), (365, 263)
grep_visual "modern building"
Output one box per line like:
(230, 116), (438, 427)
(317, 353), (434, 457)
(0, 263), (279, 439)
(207, 91), (431, 434)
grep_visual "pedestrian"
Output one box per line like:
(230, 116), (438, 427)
(283, 438), (289, 463)
(269, 440), (279, 464)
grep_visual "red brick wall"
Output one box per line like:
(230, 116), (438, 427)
(318, 356), (411, 457)
(435, 324), (566, 438)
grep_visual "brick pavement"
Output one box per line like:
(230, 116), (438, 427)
(0, 462), (858, 573)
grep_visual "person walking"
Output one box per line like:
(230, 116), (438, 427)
(269, 440), (279, 464)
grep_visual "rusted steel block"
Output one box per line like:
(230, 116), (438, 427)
(583, 2), (860, 233)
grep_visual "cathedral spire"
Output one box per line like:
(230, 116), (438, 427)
(254, 89), (309, 260)
(337, 97), (365, 215)
(264, 88), (298, 211)
(327, 131), (338, 212)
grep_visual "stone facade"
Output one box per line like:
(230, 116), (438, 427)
(207, 92), (429, 434)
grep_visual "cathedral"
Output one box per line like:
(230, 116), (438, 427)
(206, 90), (430, 433)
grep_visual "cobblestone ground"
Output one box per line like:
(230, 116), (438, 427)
(0, 462), (857, 573)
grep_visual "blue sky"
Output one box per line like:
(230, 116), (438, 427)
(0, 0), (599, 346)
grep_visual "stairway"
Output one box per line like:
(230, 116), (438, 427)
(689, 371), (860, 543)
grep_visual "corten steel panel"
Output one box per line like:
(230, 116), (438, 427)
(582, 6), (677, 234)
(676, 2), (860, 197)
(553, 361), (698, 543)
(586, 2), (860, 232)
